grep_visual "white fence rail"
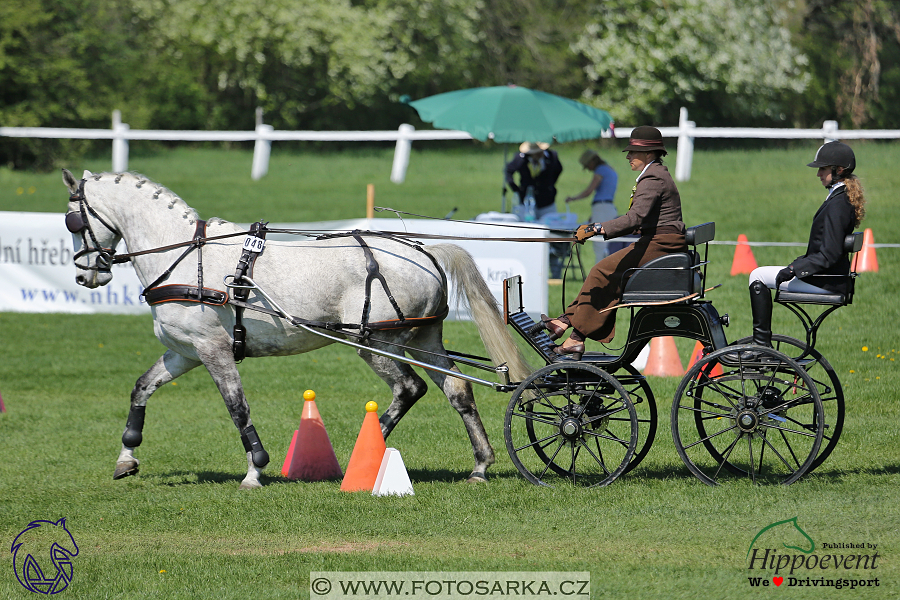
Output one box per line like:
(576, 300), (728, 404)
(4, 108), (900, 183)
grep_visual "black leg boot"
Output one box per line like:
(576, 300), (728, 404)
(749, 280), (773, 348)
(724, 280), (775, 363)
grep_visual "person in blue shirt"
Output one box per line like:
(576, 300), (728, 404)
(566, 150), (620, 263)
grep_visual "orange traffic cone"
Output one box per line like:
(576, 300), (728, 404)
(731, 234), (758, 276)
(851, 228), (878, 273)
(340, 401), (387, 492)
(643, 336), (684, 377)
(281, 430), (298, 477)
(686, 340), (723, 377)
(283, 390), (343, 481)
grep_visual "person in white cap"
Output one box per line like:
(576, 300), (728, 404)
(504, 141), (563, 221)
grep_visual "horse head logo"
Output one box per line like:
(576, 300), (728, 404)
(11, 518), (79, 594)
(747, 516), (815, 558)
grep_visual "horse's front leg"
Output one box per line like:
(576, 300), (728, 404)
(196, 343), (270, 490)
(115, 350), (201, 480)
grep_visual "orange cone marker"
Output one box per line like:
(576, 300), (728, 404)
(643, 336), (684, 377)
(851, 228), (878, 273)
(281, 430), (299, 476)
(340, 401), (387, 492)
(283, 390), (343, 481)
(686, 340), (723, 377)
(730, 234), (758, 276)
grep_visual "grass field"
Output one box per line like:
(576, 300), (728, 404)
(1, 142), (898, 599)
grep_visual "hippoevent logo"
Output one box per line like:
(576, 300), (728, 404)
(11, 518), (79, 594)
(746, 517), (880, 590)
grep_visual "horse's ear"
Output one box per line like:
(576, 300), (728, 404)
(61, 169), (79, 194)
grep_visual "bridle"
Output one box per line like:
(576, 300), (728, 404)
(65, 178), (122, 276)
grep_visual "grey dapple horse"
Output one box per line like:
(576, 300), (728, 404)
(63, 169), (531, 488)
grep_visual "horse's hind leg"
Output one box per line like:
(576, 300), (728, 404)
(408, 343), (495, 483)
(115, 350), (201, 480)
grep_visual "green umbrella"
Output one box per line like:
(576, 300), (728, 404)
(408, 85), (613, 143)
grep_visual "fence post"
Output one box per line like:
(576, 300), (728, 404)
(675, 107), (695, 182)
(111, 110), (130, 173)
(251, 124), (274, 180)
(390, 124), (415, 183)
(823, 120), (839, 143)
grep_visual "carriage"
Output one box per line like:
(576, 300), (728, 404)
(62, 170), (862, 489)
(499, 222), (863, 487)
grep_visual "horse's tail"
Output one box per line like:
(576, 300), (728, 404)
(426, 244), (533, 383)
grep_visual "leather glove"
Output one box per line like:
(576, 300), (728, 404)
(775, 266), (794, 289)
(574, 224), (598, 244)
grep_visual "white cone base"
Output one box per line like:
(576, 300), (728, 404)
(631, 344), (650, 371)
(372, 448), (414, 496)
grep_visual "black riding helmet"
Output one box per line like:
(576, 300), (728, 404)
(807, 141), (855, 180)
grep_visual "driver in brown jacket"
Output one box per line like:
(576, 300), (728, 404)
(532, 126), (687, 359)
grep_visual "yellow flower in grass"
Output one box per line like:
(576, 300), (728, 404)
(849, 370), (855, 374)
(862, 346), (868, 352)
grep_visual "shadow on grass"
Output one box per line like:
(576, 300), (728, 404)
(801, 463), (900, 480)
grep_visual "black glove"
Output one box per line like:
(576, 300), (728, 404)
(775, 266), (794, 289)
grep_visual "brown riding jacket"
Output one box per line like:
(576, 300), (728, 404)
(602, 161), (685, 238)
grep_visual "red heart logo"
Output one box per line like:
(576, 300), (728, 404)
(773, 577), (783, 586)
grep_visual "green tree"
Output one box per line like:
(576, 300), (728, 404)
(0, 0), (144, 168)
(571, 0), (810, 126)
(800, 0), (900, 128)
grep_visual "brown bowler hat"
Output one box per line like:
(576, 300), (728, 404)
(622, 125), (667, 155)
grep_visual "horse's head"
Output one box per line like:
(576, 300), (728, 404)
(62, 168), (122, 288)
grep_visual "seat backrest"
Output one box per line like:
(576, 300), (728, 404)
(685, 222), (715, 247)
(845, 231), (863, 255)
(622, 253), (699, 302)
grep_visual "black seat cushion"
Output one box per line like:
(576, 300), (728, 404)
(775, 291), (847, 305)
(622, 253), (699, 303)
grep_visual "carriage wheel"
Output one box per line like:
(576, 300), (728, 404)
(618, 364), (657, 475)
(671, 345), (823, 485)
(504, 363), (638, 487)
(735, 335), (844, 471)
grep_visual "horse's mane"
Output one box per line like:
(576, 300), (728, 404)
(91, 171), (202, 224)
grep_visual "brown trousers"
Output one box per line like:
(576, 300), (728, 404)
(564, 232), (687, 342)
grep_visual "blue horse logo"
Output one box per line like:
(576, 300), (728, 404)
(11, 518), (79, 594)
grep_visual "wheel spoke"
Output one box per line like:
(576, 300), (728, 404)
(682, 423), (738, 451)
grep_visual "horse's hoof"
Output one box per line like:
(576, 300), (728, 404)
(113, 460), (139, 480)
(238, 479), (262, 490)
(466, 471), (488, 483)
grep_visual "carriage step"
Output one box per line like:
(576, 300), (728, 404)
(508, 311), (618, 365)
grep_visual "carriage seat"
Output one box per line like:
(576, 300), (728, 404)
(621, 222), (714, 303)
(775, 232), (863, 307)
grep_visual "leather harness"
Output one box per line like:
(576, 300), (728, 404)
(140, 223), (450, 362)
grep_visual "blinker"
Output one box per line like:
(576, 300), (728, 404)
(65, 211), (85, 234)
